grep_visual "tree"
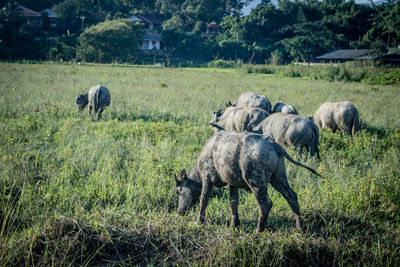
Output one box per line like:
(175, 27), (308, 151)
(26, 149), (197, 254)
(76, 19), (143, 63)
(0, 0), (63, 12)
(53, 0), (106, 33)
(363, 0), (400, 51)
(0, 1), (25, 41)
(0, 1), (50, 59)
(281, 35), (326, 63)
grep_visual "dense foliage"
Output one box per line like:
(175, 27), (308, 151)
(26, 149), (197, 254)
(76, 19), (143, 62)
(0, 62), (399, 265)
(0, 0), (399, 63)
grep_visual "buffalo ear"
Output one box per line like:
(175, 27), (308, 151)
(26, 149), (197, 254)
(209, 122), (225, 131)
(179, 169), (187, 180)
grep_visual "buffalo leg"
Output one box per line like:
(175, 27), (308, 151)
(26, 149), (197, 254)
(97, 108), (103, 120)
(229, 186), (240, 228)
(253, 184), (272, 233)
(197, 181), (212, 224)
(270, 166), (302, 229)
(245, 177), (272, 233)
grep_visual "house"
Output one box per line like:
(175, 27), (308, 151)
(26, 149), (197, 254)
(40, 8), (57, 28)
(17, 4), (41, 27)
(202, 21), (220, 37)
(129, 14), (163, 51)
(315, 49), (370, 63)
(360, 52), (400, 67)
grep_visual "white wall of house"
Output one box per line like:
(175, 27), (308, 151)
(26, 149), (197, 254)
(140, 40), (160, 50)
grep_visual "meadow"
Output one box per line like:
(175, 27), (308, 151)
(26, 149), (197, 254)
(0, 62), (399, 266)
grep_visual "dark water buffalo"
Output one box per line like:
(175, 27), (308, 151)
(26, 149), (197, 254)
(76, 85), (110, 120)
(313, 101), (359, 136)
(235, 92), (272, 113)
(174, 130), (320, 232)
(272, 101), (298, 115)
(253, 113), (320, 158)
(209, 106), (269, 132)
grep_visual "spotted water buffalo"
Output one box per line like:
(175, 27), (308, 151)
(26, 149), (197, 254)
(174, 130), (320, 232)
(76, 85), (110, 120)
(253, 113), (320, 158)
(209, 106), (269, 132)
(235, 92), (272, 113)
(272, 101), (298, 115)
(313, 101), (359, 136)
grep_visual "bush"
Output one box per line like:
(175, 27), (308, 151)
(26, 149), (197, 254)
(362, 68), (400, 85)
(207, 59), (242, 68)
(76, 19), (143, 63)
(269, 50), (284, 65)
(47, 35), (77, 61)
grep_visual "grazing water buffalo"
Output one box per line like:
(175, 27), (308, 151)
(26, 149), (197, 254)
(174, 130), (320, 232)
(209, 106), (269, 132)
(313, 101), (359, 136)
(253, 113), (320, 158)
(236, 92), (272, 113)
(272, 101), (298, 115)
(76, 85), (110, 120)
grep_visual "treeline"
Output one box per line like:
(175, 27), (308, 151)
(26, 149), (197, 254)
(0, 0), (399, 63)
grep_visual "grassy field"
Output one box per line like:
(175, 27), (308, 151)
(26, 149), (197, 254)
(0, 62), (399, 266)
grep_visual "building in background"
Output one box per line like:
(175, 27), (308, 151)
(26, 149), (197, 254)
(129, 14), (163, 52)
(315, 49), (370, 63)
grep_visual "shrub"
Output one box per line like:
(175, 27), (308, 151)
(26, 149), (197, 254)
(76, 19), (143, 63)
(207, 59), (241, 68)
(362, 68), (400, 85)
(269, 50), (284, 65)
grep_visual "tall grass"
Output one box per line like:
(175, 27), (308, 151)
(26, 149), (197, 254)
(0, 62), (399, 265)
(244, 62), (399, 85)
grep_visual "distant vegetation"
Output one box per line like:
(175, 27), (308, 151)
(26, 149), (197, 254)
(0, 62), (399, 265)
(0, 0), (399, 64)
(244, 62), (400, 85)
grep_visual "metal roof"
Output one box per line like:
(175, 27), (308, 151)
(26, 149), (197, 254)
(360, 52), (400, 62)
(316, 49), (370, 60)
(143, 30), (162, 40)
(129, 14), (162, 25)
(40, 8), (56, 18)
(18, 5), (40, 17)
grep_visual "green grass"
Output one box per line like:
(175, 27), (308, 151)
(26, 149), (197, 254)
(0, 62), (399, 266)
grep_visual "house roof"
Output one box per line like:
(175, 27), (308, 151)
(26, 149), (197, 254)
(208, 21), (220, 28)
(129, 14), (162, 25)
(360, 52), (400, 62)
(143, 30), (162, 41)
(316, 49), (370, 60)
(18, 4), (40, 17)
(40, 8), (56, 18)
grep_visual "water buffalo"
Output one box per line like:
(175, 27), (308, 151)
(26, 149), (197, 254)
(209, 106), (269, 132)
(236, 92), (272, 113)
(76, 85), (110, 120)
(272, 101), (298, 115)
(174, 130), (320, 232)
(313, 101), (359, 136)
(253, 113), (320, 158)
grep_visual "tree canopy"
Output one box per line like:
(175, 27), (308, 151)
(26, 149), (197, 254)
(0, 0), (399, 63)
(77, 19), (143, 63)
